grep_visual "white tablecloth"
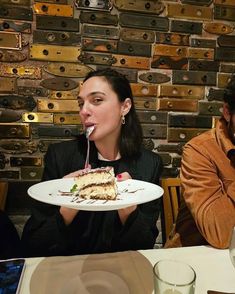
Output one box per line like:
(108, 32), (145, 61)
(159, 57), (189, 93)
(20, 246), (235, 294)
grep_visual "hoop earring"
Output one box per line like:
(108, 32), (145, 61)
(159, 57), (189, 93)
(122, 115), (125, 125)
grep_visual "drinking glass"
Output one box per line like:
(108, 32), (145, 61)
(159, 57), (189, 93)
(153, 259), (196, 294)
(229, 226), (235, 268)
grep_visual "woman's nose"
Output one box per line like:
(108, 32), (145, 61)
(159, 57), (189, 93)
(79, 102), (91, 116)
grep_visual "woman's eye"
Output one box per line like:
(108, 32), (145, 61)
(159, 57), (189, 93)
(93, 98), (102, 104)
(78, 101), (84, 108)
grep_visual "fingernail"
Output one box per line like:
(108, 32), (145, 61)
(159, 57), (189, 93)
(117, 174), (122, 179)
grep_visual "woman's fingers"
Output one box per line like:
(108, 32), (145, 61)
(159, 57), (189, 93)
(116, 172), (132, 181)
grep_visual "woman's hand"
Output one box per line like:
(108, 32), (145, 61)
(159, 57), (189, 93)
(60, 165), (91, 225)
(116, 172), (137, 225)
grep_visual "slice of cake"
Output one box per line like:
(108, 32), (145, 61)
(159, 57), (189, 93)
(75, 167), (117, 200)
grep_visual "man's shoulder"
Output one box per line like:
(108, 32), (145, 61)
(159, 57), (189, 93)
(186, 129), (214, 148)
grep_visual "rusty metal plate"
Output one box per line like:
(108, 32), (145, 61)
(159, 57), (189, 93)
(181, 0), (212, 4)
(74, 0), (112, 11)
(168, 113), (212, 128)
(214, 5), (235, 21)
(34, 125), (82, 137)
(137, 110), (167, 124)
(36, 15), (79, 32)
(198, 101), (223, 115)
(0, 170), (19, 180)
(0, 5), (33, 21)
(10, 156), (42, 167)
(157, 98), (198, 112)
(82, 38), (118, 53)
(0, 78), (16, 93)
(79, 52), (115, 66)
(217, 73), (233, 88)
(214, 0), (235, 5)
(0, 0), (30, 5)
(0, 31), (21, 50)
(35, 0), (67, 3)
(40, 78), (78, 91)
(189, 60), (220, 72)
(118, 41), (151, 57)
(156, 143), (184, 155)
(218, 35), (235, 47)
(33, 30), (81, 46)
(0, 20), (31, 33)
(44, 63), (93, 78)
(97, 65), (138, 82)
(112, 54), (150, 69)
(0, 65), (42, 79)
(134, 98), (157, 110)
(190, 38), (216, 48)
(155, 32), (189, 46)
(37, 99), (79, 112)
(17, 86), (48, 97)
(131, 83), (158, 96)
(220, 63), (235, 73)
(151, 56), (188, 70)
(30, 44), (81, 62)
(49, 90), (78, 99)
(167, 3), (212, 20)
(0, 140), (37, 154)
(168, 127), (208, 142)
(0, 108), (22, 122)
(21, 167), (43, 180)
(187, 48), (214, 59)
(171, 20), (202, 34)
(215, 48), (235, 62)
(114, 0), (165, 14)
(120, 28), (155, 43)
(142, 124), (167, 139)
(80, 11), (118, 25)
(0, 49), (26, 62)
(54, 114), (81, 124)
(139, 72), (170, 84)
(203, 22), (234, 34)
(0, 95), (36, 111)
(33, 3), (73, 17)
(207, 88), (224, 101)
(82, 24), (119, 39)
(157, 84), (205, 99)
(0, 123), (30, 138)
(22, 112), (53, 123)
(153, 44), (187, 57)
(119, 12), (169, 31)
(172, 70), (217, 86)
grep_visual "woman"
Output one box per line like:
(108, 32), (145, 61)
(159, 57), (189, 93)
(22, 68), (163, 257)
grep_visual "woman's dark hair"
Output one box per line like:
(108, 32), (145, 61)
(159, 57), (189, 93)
(224, 75), (235, 113)
(83, 68), (143, 158)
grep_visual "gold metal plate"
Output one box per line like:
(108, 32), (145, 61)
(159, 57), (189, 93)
(0, 65), (42, 79)
(33, 3), (73, 17)
(153, 44), (188, 57)
(167, 4), (212, 20)
(168, 128), (208, 142)
(120, 28), (155, 43)
(134, 98), (157, 110)
(214, 0), (235, 5)
(49, 90), (78, 99)
(22, 112), (53, 123)
(0, 123), (30, 138)
(43, 63), (93, 78)
(157, 99), (198, 112)
(0, 78), (16, 93)
(217, 73), (233, 88)
(0, 20), (31, 33)
(157, 85), (205, 99)
(112, 54), (150, 69)
(30, 44), (81, 62)
(187, 48), (214, 59)
(114, 0), (165, 14)
(203, 22), (234, 34)
(131, 83), (158, 96)
(198, 101), (223, 115)
(37, 99), (79, 112)
(54, 114), (81, 124)
(0, 32), (21, 50)
(82, 38), (118, 53)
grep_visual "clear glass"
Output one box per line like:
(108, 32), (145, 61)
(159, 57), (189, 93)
(229, 226), (235, 268)
(153, 260), (196, 294)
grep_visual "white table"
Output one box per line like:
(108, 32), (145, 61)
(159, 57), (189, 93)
(20, 246), (235, 294)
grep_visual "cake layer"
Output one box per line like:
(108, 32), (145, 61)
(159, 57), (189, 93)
(79, 183), (117, 200)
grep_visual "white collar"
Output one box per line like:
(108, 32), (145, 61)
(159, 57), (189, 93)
(98, 152), (121, 161)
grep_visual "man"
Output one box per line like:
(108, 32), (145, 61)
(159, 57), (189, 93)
(165, 76), (235, 249)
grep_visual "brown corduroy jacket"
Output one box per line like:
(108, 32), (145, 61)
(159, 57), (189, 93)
(165, 118), (235, 249)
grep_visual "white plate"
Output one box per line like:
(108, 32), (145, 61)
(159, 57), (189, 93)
(28, 178), (163, 211)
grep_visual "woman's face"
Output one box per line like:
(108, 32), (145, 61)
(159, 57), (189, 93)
(78, 76), (130, 143)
